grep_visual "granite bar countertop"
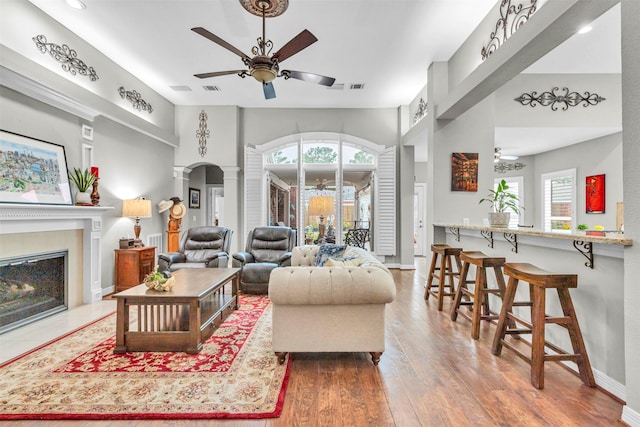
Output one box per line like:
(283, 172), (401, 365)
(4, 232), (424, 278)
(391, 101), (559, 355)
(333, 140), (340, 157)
(434, 223), (632, 246)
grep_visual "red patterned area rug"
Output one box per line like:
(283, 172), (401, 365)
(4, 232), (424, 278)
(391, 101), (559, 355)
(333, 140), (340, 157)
(0, 295), (290, 420)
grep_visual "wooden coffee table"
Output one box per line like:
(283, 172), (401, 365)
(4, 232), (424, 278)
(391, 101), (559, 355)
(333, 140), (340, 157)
(113, 268), (240, 354)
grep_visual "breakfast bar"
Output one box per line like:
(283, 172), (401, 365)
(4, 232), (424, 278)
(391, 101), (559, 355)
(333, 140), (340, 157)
(433, 223), (632, 392)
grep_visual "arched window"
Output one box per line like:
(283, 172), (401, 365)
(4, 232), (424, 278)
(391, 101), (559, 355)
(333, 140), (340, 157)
(244, 133), (396, 255)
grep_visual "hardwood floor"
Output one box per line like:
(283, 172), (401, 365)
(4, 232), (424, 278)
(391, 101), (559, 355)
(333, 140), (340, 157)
(3, 261), (624, 426)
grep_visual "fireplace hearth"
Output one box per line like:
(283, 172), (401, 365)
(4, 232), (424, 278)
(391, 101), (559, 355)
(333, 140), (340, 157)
(0, 250), (67, 334)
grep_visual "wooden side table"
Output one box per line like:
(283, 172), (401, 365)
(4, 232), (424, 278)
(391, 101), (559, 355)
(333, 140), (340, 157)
(114, 246), (156, 292)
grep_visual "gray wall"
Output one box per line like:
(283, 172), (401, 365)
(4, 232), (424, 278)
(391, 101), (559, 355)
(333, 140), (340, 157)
(0, 86), (175, 292)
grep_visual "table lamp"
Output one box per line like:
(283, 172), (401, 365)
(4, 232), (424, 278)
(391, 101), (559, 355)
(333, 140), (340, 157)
(308, 195), (334, 242)
(122, 198), (152, 247)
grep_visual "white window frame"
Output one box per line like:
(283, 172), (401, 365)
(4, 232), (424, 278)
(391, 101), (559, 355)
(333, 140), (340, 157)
(494, 176), (523, 228)
(541, 168), (576, 232)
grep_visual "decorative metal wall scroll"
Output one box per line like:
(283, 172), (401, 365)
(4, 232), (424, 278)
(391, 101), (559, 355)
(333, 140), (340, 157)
(196, 110), (210, 157)
(118, 87), (153, 113)
(413, 98), (428, 124)
(32, 35), (99, 81)
(481, 0), (538, 61)
(514, 87), (606, 111)
(495, 162), (526, 174)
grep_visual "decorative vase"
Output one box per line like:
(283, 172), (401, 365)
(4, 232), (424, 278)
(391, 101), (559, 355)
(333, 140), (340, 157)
(575, 230), (587, 236)
(488, 212), (510, 227)
(75, 191), (92, 205)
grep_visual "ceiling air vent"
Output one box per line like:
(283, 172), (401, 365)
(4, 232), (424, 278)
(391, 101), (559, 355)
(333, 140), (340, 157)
(327, 83), (345, 90)
(203, 85), (221, 92)
(350, 83), (365, 90)
(169, 85), (192, 92)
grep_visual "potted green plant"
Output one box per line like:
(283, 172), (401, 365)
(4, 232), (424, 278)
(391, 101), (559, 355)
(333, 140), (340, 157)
(69, 168), (95, 205)
(576, 223), (588, 235)
(479, 179), (522, 227)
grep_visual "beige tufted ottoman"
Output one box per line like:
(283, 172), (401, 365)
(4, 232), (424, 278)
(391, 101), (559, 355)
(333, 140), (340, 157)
(268, 245), (396, 365)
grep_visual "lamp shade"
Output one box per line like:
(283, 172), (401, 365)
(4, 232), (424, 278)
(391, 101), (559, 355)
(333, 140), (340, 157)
(122, 199), (152, 218)
(308, 195), (334, 217)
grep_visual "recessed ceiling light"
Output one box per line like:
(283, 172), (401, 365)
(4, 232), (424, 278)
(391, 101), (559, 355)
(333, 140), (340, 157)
(65, 0), (86, 10)
(578, 25), (592, 34)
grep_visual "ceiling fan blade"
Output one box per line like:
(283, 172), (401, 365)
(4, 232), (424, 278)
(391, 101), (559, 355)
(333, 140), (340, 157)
(194, 70), (246, 79)
(284, 70), (336, 87)
(272, 29), (318, 63)
(263, 82), (276, 100)
(191, 27), (249, 60)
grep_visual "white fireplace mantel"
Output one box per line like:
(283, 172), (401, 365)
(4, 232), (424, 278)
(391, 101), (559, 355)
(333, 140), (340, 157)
(0, 203), (113, 304)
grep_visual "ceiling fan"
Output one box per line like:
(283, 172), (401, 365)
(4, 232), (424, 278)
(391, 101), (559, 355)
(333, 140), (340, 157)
(192, 0), (335, 100)
(494, 147), (519, 162)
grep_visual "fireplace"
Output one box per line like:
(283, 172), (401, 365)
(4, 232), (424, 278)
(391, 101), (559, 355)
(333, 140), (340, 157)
(0, 204), (112, 316)
(0, 250), (68, 334)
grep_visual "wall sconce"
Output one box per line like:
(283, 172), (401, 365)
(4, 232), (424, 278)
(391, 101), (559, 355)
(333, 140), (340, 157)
(122, 198), (152, 247)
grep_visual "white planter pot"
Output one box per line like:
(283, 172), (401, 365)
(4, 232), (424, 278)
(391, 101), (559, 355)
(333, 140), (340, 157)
(75, 191), (91, 205)
(488, 212), (510, 228)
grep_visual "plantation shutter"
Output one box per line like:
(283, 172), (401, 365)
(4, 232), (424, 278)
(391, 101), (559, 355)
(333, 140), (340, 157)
(375, 147), (396, 255)
(495, 177), (522, 228)
(244, 147), (265, 236)
(542, 170), (575, 231)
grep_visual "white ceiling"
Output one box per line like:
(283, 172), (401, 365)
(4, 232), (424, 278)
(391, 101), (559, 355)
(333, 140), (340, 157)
(27, 0), (499, 108)
(26, 0), (622, 160)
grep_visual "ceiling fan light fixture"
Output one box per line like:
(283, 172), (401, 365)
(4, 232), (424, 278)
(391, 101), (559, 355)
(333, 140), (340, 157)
(251, 65), (277, 83)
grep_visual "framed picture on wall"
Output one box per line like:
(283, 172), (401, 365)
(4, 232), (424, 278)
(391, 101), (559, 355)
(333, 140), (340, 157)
(451, 152), (478, 192)
(586, 174), (605, 213)
(189, 187), (201, 209)
(0, 129), (73, 205)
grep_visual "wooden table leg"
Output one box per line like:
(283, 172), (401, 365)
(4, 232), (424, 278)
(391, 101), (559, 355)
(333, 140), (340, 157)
(114, 297), (127, 354)
(232, 271), (239, 310)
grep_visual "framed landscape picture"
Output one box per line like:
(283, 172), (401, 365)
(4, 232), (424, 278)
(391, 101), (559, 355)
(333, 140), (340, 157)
(0, 130), (72, 205)
(189, 187), (201, 209)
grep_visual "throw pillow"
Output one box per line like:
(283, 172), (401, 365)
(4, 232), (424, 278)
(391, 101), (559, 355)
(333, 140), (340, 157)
(324, 256), (362, 267)
(315, 243), (347, 266)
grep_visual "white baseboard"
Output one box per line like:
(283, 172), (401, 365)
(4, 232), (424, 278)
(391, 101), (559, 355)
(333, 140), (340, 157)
(622, 405), (640, 427)
(562, 361), (626, 401)
(102, 285), (115, 297)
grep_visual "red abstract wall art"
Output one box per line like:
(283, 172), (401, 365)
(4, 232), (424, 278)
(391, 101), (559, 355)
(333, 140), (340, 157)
(586, 174), (605, 214)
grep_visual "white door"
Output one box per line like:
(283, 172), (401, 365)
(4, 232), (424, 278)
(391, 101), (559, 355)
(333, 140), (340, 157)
(414, 183), (426, 256)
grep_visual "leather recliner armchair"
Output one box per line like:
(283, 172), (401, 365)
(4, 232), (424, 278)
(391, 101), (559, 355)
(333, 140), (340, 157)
(158, 226), (233, 272)
(232, 226), (297, 294)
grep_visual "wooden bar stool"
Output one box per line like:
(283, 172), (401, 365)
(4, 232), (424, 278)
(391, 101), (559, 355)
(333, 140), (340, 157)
(424, 244), (462, 311)
(450, 251), (506, 339)
(491, 263), (595, 389)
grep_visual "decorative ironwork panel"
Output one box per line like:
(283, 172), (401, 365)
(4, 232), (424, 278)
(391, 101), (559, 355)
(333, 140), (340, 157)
(481, 0), (538, 61)
(495, 162), (526, 173)
(32, 35), (99, 81)
(118, 87), (153, 113)
(514, 87), (606, 111)
(196, 110), (210, 157)
(413, 98), (428, 124)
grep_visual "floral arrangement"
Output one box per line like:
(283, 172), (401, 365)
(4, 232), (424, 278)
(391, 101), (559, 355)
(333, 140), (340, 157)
(143, 266), (175, 292)
(577, 224), (589, 230)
